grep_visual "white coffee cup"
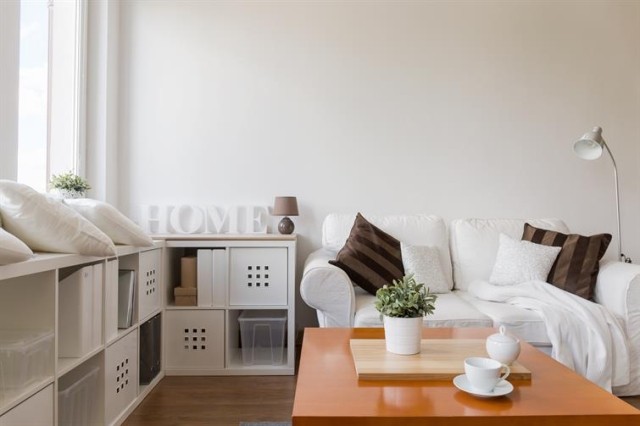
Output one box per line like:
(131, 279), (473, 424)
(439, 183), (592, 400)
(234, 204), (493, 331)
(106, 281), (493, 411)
(464, 357), (510, 393)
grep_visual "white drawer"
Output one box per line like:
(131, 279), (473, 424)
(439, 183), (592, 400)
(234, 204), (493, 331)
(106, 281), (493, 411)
(105, 331), (138, 425)
(138, 249), (161, 320)
(0, 385), (53, 426)
(229, 248), (287, 306)
(165, 310), (225, 370)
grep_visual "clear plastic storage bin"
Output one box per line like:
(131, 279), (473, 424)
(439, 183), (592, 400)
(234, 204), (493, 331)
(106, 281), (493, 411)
(58, 366), (100, 426)
(0, 330), (54, 397)
(238, 310), (286, 365)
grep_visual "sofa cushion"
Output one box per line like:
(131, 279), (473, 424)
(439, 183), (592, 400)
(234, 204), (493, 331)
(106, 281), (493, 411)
(401, 243), (449, 293)
(353, 287), (493, 328)
(450, 218), (569, 291)
(522, 223), (611, 300)
(323, 213), (453, 290)
(457, 290), (551, 346)
(329, 213), (404, 295)
(489, 234), (561, 285)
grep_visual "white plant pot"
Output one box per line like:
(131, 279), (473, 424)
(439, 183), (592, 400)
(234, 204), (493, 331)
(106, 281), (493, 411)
(383, 316), (423, 355)
(50, 188), (85, 199)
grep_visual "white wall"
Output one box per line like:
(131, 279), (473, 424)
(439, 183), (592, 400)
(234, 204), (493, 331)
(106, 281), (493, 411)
(117, 0), (640, 328)
(0, 1), (20, 180)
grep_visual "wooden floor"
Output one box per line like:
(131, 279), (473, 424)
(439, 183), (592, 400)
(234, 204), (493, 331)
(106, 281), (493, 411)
(123, 376), (297, 426)
(124, 375), (639, 426)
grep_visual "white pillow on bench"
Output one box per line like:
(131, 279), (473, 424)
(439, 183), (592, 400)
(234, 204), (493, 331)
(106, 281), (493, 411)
(0, 180), (116, 257)
(64, 199), (153, 247)
(0, 227), (33, 265)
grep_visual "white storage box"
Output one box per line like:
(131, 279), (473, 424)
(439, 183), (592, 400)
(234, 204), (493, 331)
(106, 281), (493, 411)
(138, 249), (161, 320)
(58, 366), (100, 426)
(165, 310), (225, 371)
(229, 248), (288, 306)
(105, 330), (138, 425)
(59, 265), (103, 358)
(0, 330), (54, 396)
(238, 311), (286, 365)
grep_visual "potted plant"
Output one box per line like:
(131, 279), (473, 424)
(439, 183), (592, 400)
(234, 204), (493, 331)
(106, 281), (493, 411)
(375, 274), (437, 355)
(49, 171), (91, 199)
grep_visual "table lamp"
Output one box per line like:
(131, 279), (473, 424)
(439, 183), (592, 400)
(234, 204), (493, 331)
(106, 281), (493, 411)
(273, 196), (299, 235)
(573, 126), (631, 263)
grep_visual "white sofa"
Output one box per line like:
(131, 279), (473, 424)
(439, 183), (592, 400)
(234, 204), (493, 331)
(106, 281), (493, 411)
(300, 214), (640, 396)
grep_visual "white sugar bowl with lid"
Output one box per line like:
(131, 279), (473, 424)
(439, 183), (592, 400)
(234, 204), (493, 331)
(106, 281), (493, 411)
(486, 325), (521, 365)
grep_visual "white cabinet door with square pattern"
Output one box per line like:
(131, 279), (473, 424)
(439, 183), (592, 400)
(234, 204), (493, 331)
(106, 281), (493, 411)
(229, 248), (287, 306)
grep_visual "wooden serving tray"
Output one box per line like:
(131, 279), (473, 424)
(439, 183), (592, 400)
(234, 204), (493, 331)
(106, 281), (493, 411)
(350, 338), (531, 381)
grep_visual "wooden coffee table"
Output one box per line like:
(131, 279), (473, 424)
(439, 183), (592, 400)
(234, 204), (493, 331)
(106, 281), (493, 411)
(292, 328), (640, 425)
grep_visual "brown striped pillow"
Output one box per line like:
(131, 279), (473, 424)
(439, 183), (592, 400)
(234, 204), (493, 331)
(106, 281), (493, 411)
(329, 213), (405, 295)
(522, 223), (611, 300)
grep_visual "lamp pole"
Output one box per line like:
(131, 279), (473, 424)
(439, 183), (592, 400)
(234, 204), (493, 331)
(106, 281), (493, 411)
(601, 142), (630, 263)
(574, 127), (631, 263)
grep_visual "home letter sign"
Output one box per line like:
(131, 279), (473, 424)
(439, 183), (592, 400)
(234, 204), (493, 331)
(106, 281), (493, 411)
(139, 205), (268, 234)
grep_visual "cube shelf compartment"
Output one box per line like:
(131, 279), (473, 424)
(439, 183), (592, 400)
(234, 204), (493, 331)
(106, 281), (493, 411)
(164, 310), (225, 371)
(238, 310), (286, 366)
(0, 330), (54, 398)
(105, 330), (138, 425)
(58, 366), (100, 426)
(229, 247), (288, 306)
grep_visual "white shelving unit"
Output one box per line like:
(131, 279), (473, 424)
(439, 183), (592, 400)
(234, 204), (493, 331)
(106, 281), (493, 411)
(160, 234), (296, 376)
(0, 234), (296, 425)
(0, 244), (164, 426)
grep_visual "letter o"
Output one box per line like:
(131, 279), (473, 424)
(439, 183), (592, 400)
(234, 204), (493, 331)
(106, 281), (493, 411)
(169, 205), (204, 234)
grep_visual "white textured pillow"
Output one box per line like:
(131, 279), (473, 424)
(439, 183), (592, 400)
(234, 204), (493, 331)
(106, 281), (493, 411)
(0, 180), (116, 256)
(0, 228), (34, 265)
(489, 233), (561, 285)
(401, 242), (450, 293)
(64, 199), (153, 247)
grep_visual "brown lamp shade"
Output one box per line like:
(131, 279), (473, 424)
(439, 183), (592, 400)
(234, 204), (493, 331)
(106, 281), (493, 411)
(273, 196), (299, 216)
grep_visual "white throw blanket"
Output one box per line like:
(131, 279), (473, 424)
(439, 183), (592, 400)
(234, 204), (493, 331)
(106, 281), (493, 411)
(468, 280), (630, 392)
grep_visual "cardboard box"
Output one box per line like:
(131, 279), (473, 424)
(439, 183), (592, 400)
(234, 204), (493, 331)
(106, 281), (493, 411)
(181, 256), (197, 288)
(174, 287), (197, 306)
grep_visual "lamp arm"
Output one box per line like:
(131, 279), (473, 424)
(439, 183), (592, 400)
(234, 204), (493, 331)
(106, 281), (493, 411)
(602, 141), (632, 263)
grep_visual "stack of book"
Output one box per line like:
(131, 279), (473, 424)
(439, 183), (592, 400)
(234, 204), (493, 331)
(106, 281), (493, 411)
(118, 270), (135, 328)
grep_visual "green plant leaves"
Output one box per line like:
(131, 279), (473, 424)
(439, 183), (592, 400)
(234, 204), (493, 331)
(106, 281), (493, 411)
(374, 274), (437, 318)
(49, 171), (91, 192)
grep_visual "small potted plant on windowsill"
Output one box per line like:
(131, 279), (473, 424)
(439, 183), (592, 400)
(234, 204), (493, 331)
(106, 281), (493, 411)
(375, 274), (437, 355)
(49, 171), (91, 199)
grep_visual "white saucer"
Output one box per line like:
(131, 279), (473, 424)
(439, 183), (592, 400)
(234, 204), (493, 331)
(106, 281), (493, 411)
(453, 374), (513, 398)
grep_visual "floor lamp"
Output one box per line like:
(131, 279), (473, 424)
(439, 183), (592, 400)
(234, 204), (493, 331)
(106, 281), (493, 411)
(573, 126), (632, 263)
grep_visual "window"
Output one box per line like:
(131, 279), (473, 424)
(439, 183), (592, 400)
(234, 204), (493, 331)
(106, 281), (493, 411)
(17, 0), (48, 191)
(17, 0), (86, 192)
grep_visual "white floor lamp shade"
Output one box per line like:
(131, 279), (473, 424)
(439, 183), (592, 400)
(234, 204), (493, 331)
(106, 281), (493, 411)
(574, 127), (605, 160)
(573, 126), (631, 263)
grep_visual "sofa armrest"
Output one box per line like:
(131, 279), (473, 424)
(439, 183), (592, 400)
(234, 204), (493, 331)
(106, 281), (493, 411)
(300, 248), (355, 327)
(595, 261), (640, 322)
(596, 261), (640, 396)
